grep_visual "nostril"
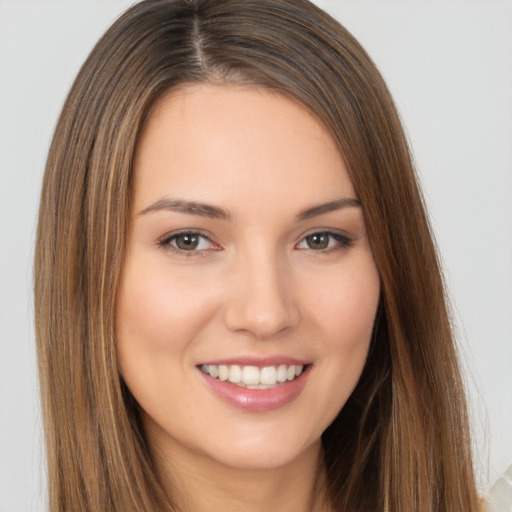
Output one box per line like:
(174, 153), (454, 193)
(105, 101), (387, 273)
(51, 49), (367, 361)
(223, 294), (299, 338)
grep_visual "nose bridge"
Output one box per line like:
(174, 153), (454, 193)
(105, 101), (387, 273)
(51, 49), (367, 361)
(224, 241), (299, 338)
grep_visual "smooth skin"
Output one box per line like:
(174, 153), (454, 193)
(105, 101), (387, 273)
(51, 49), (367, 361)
(116, 84), (381, 512)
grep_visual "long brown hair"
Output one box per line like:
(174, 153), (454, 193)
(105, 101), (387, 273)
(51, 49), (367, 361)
(34, 0), (479, 510)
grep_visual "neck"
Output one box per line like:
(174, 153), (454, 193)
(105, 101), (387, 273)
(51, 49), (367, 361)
(154, 439), (330, 512)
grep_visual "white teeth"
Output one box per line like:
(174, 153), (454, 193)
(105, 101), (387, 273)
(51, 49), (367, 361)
(260, 366), (277, 385)
(241, 366), (259, 385)
(229, 365), (242, 383)
(218, 365), (229, 381)
(276, 364), (287, 383)
(201, 363), (306, 387)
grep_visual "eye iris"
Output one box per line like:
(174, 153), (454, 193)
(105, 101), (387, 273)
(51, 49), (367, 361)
(175, 234), (199, 250)
(306, 233), (329, 250)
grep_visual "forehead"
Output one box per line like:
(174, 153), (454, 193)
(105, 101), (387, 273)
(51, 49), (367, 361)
(132, 84), (355, 215)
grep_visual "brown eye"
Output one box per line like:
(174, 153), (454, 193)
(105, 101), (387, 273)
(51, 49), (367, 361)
(174, 233), (200, 250)
(296, 231), (353, 252)
(305, 233), (330, 250)
(158, 232), (214, 252)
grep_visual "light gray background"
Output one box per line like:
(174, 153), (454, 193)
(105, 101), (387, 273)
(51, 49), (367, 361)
(0, 1), (511, 510)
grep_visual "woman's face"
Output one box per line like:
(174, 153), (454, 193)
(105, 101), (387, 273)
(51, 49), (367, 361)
(116, 84), (380, 472)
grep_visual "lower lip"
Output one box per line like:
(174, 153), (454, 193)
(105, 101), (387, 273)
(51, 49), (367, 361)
(199, 366), (311, 412)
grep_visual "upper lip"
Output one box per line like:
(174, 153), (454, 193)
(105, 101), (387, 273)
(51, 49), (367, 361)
(196, 356), (311, 368)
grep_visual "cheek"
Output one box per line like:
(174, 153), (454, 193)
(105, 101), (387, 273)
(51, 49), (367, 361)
(302, 256), (380, 414)
(115, 261), (223, 424)
(114, 262), (222, 409)
(116, 263), (217, 353)
(307, 257), (380, 348)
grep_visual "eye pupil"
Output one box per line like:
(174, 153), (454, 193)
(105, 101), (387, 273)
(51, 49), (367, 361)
(306, 233), (329, 250)
(176, 234), (199, 250)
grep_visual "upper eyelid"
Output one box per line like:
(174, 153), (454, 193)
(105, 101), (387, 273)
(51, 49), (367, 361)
(157, 229), (217, 250)
(297, 227), (352, 240)
(158, 229), (213, 242)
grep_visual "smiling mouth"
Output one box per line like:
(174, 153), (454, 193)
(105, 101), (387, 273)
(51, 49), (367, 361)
(200, 364), (307, 389)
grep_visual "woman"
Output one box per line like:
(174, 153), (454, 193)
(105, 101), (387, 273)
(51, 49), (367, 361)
(34, 0), (480, 510)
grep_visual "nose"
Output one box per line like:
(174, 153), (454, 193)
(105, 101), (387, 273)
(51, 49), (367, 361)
(223, 248), (300, 339)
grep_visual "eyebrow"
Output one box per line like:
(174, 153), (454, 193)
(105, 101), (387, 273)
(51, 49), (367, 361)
(138, 197), (361, 220)
(139, 198), (231, 219)
(296, 198), (361, 220)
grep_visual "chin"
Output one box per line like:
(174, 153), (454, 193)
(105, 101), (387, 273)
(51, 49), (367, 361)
(196, 423), (324, 472)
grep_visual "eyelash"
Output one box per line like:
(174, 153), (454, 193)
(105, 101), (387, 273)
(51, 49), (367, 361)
(157, 230), (217, 255)
(156, 230), (354, 255)
(295, 231), (354, 252)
